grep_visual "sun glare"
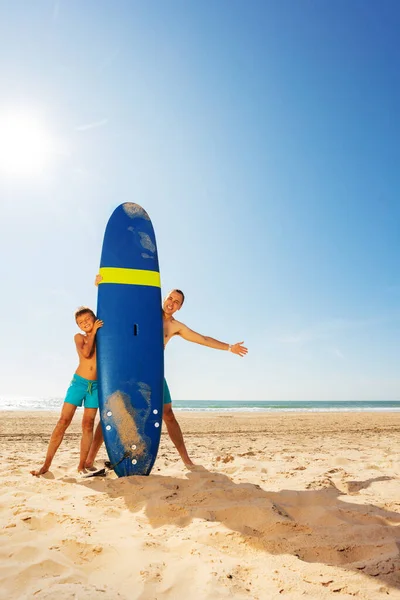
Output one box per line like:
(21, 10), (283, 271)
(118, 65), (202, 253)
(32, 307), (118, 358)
(0, 111), (54, 177)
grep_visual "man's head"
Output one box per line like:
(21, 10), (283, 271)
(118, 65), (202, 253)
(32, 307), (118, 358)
(75, 306), (96, 333)
(163, 289), (185, 316)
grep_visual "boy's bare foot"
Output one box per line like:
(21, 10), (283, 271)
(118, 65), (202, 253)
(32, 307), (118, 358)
(30, 465), (49, 476)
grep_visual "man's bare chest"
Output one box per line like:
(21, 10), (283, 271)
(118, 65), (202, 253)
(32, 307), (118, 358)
(163, 321), (178, 344)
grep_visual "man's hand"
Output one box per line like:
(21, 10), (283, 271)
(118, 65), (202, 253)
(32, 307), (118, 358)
(95, 274), (103, 286)
(230, 341), (248, 357)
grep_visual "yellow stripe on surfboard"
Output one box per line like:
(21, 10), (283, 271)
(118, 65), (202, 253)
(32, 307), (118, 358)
(98, 267), (161, 288)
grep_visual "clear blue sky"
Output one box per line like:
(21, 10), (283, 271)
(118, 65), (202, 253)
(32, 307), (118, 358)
(0, 1), (399, 400)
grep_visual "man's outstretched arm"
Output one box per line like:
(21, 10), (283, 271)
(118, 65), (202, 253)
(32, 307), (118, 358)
(178, 324), (248, 357)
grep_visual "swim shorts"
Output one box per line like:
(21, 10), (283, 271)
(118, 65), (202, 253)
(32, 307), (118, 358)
(163, 378), (172, 405)
(64, 374), (99, 409)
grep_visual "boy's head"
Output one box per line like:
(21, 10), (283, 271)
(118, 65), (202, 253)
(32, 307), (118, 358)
(163, 289), (185, 316)
(75, 306), (96, 333)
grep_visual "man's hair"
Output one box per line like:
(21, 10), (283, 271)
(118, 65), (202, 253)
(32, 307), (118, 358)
(75, 306), (96, 321)
(171, 289), (185, 306)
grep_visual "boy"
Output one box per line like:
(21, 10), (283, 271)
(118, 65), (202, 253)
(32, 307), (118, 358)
(30, 307), (103, 476)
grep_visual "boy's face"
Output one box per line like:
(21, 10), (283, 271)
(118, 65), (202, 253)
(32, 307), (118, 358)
(163, 291), (183, 316)
(76, 312), (96, 333)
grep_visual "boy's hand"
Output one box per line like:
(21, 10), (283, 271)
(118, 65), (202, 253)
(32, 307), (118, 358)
(230, 341), (248, 357)
(93, 319), (104, 333)
(95, 274), (103, 286)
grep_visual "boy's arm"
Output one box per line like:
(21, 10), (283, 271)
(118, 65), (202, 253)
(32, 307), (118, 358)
(74, 320), (103, 358)
(177, 323), (248, 357)
(75, 333), (96, 359)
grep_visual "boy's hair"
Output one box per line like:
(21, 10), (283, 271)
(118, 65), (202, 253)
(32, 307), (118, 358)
(171, 289), (185, 306)
(75, 306), (96, 321)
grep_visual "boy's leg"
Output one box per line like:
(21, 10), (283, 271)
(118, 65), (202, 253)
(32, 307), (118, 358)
(30, 402), (77, 476)
(85, 421), (104, 468)
(78, 408), (97, 472)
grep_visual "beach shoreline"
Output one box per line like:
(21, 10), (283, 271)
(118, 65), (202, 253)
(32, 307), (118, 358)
(1, 411), (399, 599)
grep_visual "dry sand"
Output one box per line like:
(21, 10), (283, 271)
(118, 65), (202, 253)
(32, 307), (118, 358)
(1, 410), (399, 599)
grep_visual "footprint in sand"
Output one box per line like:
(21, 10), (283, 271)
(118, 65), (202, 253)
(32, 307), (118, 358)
(2, 559), (68, 596)
(58, 539), (103, 565)
(20, 512), (60, 531)
(140, 561), (166, 583)
(296, 541), (398, 568)
(7, 545), (40, 562)
(13, 505), (34, 516)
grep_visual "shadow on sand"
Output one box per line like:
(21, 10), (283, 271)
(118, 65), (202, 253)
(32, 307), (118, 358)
(77, 466), (400, 590)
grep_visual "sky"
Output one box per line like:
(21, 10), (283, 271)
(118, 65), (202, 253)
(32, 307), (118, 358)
(0, 0), (399, 401)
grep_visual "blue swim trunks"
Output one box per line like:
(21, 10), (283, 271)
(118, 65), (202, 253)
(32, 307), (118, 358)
(64, 374), (99, 409)
(164, 378), (172, 405)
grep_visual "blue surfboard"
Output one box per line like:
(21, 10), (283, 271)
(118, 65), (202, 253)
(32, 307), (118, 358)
(96, 203), (164, 477)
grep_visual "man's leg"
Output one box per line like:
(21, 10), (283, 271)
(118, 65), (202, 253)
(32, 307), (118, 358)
(78, 408), (97, 472)
(163, 403), (194, 466)
(30, 402), (77, 476)
(84, 421), (104, 468)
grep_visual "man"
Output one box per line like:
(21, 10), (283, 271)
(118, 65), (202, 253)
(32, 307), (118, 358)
(160, 289), (247, 465)
(85, 285), (247, 468)
(31, 307), (103, 476)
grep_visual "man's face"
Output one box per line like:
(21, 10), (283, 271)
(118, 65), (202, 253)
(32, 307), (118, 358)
(163, 291), (183, 316)
(76, 313), (96, 333)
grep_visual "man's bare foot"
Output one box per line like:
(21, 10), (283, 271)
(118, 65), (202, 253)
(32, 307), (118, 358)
(186, 464), (207, 474)
(84, 461), (97, 471)
(78, 464), (98, 474)
(30, 465), (49, 476)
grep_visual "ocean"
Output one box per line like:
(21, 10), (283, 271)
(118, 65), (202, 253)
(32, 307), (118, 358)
(1, 396), (399, 413)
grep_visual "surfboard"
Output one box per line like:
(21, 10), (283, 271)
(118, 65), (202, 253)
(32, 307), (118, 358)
(96, 203), (164, 477)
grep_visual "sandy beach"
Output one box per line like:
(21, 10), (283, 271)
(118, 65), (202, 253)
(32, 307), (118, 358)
(1, 411), (399, 600)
